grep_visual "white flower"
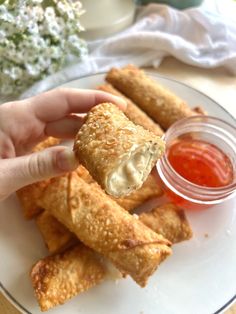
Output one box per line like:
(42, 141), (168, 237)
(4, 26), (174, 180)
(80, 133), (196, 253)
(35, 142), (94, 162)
(27, 20), (39, 34)
(25, 63), (41, 77)
(0, 6), (14, 23)
(0, 30), (6, 43)
(57, 2), (68, 15)
(49, 46), (62, 59)
(38, 56), (51, 69)
(44, 7), (56, 20)
(31, 0), (43, 4)
(3, 66), (23, 80)
(28, 6), (44, 23)
(0, 0), (87, 96)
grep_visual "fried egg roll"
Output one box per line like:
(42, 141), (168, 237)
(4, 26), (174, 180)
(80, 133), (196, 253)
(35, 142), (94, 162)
(17, 182), (46, 219)
(139, 203), (193, 243)
(37, 171), (171, 287)
(17, 137), (61, 219)
(31, 244), (106, 311)
(36, 211), (77, 253)
(37, 172), (162, 253)
(106, 65), (194, 130)
(74, 103), (165, 197)
(98, 84), (164, 136)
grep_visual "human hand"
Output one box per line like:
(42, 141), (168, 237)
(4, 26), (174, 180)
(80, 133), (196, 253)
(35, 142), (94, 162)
(0, 88), (126, 201)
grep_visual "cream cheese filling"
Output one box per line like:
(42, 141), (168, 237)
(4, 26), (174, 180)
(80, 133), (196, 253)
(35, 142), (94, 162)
(107, 144), (156, 197)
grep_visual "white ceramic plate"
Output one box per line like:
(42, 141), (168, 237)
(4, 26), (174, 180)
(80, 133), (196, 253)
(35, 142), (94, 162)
(1, 73), (236, 314)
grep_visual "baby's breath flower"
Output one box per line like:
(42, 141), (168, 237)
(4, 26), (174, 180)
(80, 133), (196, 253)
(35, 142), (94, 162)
(0, 0), (87, 96)
(44, 7), (56, 20)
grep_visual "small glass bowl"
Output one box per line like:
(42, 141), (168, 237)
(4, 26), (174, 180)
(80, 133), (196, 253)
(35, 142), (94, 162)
(156, 115), (236, 210)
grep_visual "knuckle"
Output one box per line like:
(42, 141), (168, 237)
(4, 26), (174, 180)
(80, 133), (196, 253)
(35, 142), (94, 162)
(27, 151), (54, 180)
(27, 153), (46, 179)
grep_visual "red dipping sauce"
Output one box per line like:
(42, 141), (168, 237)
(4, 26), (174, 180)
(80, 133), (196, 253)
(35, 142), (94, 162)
(156, 116), (236, 210)
(167, 139), (233, 188)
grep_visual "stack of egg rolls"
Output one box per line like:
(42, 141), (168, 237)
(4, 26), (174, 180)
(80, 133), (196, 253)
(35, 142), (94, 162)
(37, 171), (172, 287)
(98, 84), (164, 136)
(37, 196), (192, 256)
(16, 139), (107, 311)
(17, 67), (197, 311)
(106, 65), (194, 130)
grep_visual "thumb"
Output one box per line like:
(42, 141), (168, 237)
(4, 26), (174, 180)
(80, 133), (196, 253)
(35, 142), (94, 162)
(0, 146), (79, 200)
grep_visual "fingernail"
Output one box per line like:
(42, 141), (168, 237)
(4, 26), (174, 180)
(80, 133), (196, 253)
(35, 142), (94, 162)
(113, 96), (127, 111)
(56, 149), (79, 172)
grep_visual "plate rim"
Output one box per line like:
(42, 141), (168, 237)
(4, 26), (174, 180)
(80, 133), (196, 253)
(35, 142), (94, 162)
(44, 69), (236, 124)
(0, 283), (30, 314)
(4, 71), (236, 314)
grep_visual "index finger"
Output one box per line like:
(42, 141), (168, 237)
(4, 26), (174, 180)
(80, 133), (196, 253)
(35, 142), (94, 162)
(28, 88), (127, 122)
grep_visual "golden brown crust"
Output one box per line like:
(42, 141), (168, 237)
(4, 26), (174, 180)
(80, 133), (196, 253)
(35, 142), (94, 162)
(97, 84), (164, 136)
(36, 169), (162, 253)
(114, 174), (163, 212)
(33, 137), (61, 152)
(139, 203), (193, 243)
(106, 65), (194, 130)
(36, 211), (77, 253)
(75, 165), (95, 184)
(17, 137), (61, 219)
(16, 181), (47, 219)
(37, 171), (171, 287)
(74, 102), (165, 197)
(31, 244), (106, 311)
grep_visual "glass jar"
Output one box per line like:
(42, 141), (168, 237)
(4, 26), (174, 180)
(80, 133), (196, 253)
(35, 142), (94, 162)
(156, 116), (236, 210)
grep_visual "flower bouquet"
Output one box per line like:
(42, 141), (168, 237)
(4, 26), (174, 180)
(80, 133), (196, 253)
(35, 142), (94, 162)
(0, 0), (87, 96)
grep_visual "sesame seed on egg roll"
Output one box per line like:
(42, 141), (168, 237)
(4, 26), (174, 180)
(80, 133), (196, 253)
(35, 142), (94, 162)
(73, 103), (165, 198)
(106, 65), (194, 130)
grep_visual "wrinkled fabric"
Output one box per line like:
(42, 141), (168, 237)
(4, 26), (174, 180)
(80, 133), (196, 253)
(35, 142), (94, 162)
(21, 3), (236, 98)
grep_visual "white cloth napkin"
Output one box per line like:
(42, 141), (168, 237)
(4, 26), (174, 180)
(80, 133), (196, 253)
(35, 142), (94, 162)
(21, 3), (236, 98)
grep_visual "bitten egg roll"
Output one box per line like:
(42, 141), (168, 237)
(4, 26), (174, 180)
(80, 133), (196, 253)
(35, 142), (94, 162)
(77, 164), (163, 212)
(139, 203), (193, 243)
(31, 244), (106, 311)
(106, 65), (194, 130)
(36, 211), (77, 253)
(74, 103), (165, 197)
(98, 84), (164, 136)
(114, 174), (163, 212)
(37, 171), (172, 287)
(17, 137), (61, 219)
